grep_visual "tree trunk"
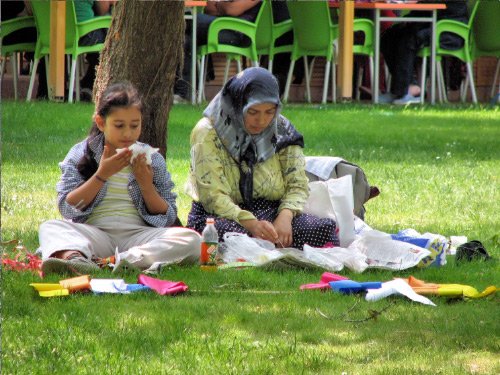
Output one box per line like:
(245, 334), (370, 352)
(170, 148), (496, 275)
(94, 0), (185, 156)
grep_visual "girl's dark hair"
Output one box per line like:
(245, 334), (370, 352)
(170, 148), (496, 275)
(77, 82), (143, 180)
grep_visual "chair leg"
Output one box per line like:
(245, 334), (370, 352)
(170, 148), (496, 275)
(237, 59), (243, 73)
(384, 62), (391, 93)
(304, 56), (311, 103)
(437, 62), (448, 103)
(43, 55), (52, 100)
(466, 62), (477, 104)
(420, 56), (427, 105)
(369, 56), (374, 99)
(331, 59), (336, 104)
(355, 65), (363, 101)
(436, 60), (443, 103)
(11, 54), (19, 100)
(27, 58), (40, 102)
(460, 75), (468, 102)
(322, 61), (331, 105)
(75, 58), (80, 102)
(0, 57), (5, 84)
(68, 58), (77, 103)
(490, 59), (500, 99)
(268, 59), (273, 72)
(197, 56), (206, 104)
(283, 59), (296, 103)
(223, 57), (231, 84)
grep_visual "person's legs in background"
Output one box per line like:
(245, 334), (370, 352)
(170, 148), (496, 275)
(79, 28), (107, 100)
(380, 23), (422, 104)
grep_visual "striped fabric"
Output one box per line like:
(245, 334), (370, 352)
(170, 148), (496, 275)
(86, 167), (141, 224)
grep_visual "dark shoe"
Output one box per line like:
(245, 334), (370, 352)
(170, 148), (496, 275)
(42, 254), (99, 275)
(80, 88), (93, 102)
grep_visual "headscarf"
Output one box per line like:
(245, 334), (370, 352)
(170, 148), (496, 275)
(203, 67), (304, 205)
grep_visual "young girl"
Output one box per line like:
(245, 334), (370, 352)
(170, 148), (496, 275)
(38, 82), (200, 275)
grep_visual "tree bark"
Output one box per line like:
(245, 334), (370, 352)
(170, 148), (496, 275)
(94, 0), (185, 156)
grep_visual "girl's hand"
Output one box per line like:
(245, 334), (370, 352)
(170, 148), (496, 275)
(273, 209), (293, 248)
(131, 153), (153, 188)
(240, 219), (279, 243)
(97, 145), (132, 179)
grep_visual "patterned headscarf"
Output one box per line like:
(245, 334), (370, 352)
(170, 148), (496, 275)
(203, 67), (304, 205)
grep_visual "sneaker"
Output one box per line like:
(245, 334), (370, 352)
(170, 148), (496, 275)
(392, 93), (421, 105)
(378, 92), (397, 104)
(42, 254), (99, 276)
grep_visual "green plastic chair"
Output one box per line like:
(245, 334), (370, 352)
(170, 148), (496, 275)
(256, 3), (294, 73)
(418, 0), (479, 104)
(470, 0), (500, 102)
(283, 0), (339, 104)
(197, 0), (273, 103)
(0, 16), (36, 100)
(283, 1), (375, 104)
(27, 0), (111, 102)
(351, 18), (374, 101)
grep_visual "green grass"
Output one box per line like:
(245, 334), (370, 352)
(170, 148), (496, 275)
(2, 101), (499, 374)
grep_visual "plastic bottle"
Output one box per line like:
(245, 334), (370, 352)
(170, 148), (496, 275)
(200, 218), (219, 265)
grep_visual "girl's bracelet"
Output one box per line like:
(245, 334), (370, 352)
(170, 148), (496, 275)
(94, 175), (107, 183)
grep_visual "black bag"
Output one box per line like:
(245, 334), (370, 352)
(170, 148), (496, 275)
(456, 240), (492, 263)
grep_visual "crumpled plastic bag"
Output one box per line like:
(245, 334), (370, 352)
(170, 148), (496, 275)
(221, 232), (283, 265)
(349, 230), (431, 271)
(303, 244), (368, 273)
(391, 228), (449, 267)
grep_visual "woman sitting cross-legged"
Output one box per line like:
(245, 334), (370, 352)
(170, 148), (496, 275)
(186, 67), (339, 249)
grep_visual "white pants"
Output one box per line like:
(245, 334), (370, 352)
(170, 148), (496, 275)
(38, 216), (201, 270)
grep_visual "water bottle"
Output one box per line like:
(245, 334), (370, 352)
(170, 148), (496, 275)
(201, 218), (219, 265)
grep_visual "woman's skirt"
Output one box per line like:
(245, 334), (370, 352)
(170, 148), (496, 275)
(187, 199), (339, 250)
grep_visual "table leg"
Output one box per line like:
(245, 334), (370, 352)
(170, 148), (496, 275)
(430, 9), (437, 105)
(191, 6), (198, 104)
(373, 9), (381, 104)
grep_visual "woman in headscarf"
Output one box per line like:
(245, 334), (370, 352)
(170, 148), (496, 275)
(186, 67), (339, 249)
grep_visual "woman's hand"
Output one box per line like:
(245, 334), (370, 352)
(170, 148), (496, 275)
(273, 209), (293, 248)
(131, 153), (153, 189)
(97, 145), (132, 179)
(240, 219), (279, 243)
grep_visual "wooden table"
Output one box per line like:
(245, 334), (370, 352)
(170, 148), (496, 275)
(332, 1), (446, 104)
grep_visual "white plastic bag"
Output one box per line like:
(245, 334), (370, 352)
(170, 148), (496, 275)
(303, 175), (355, 247)
(349, 230), (431, 271)
(221, 232), (283, 265)
(303, 244), (368, 273)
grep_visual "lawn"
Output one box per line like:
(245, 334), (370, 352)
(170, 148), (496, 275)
(2, 101), (499, 374)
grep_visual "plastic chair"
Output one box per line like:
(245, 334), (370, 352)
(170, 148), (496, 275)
(0, 16), (36, 100)
(470, 0), (500, 103)
(197, 1), (272, 103)
(283, 0), (339, 104)
(418, 0), (479, 104)
(27, 0), (111, 102)
(257, 2), (293, 73)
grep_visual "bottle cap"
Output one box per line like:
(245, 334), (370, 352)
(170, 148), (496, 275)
(206, 217), (215, 224)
